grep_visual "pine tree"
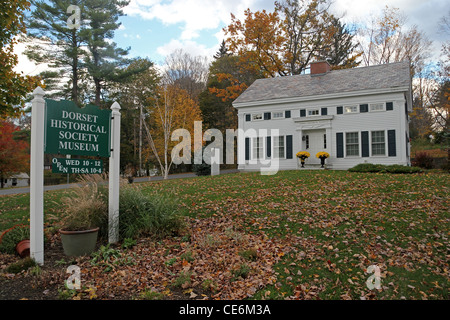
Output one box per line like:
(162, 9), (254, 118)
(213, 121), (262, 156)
(26, 0), (86, 104)
(82, 0), (131, 106)
(213, 40), (229, 60)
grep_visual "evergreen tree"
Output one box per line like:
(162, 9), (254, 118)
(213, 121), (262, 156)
(318, 17), (361, 69)
(26, 0), (86, 104)
(82, 0), (131, 106)
(213, 40), (230, 60)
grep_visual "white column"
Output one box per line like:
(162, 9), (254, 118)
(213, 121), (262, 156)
(108, 102), (121, 243)
(30, 87), (45, 265)
(237, 113), (244, 169)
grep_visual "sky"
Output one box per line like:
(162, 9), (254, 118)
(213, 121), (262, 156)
(15, 0), (449, 76)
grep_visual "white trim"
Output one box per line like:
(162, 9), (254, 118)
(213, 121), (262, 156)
(233, 86), (411, 108)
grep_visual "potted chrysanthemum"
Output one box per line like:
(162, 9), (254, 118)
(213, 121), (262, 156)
(316, 151), (330, 168)
(296, 151), (310, 168)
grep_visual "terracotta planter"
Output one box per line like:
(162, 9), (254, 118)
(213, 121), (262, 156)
(16, 239), (30, 258)
(60, 228), (99, 257)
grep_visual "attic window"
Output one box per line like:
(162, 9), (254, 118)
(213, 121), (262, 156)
(252, 113), (263, 121)
(308, 110), (320, 116)
(272, 112), (284, 119)
(370, 103), (384, 112)
(344, 106), (358, 114)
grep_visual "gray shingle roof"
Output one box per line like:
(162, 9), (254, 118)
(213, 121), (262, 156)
(233, 61), (411, 105)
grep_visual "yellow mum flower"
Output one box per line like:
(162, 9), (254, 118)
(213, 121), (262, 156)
(316, 152), (330, 158)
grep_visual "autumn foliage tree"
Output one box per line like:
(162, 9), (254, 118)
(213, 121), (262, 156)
(0, 0), (41, 118)
(145, 85), (202, 179)
(216, 0), (360, 102)
(0, 120), (30, 188)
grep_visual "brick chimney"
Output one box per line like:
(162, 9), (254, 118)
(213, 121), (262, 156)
(310, 60), (332, 75)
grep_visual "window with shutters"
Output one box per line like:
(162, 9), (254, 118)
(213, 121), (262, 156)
(370, 103), (384, 112)
(252, 113), (263, 121)
(252, 137), (264, 160)
(272, 111), (284, 119)
(273, 136), (285, 159)
(344, 105), (358, 114)
(346, 132), (359, 156)
(371, 131), (385, 155)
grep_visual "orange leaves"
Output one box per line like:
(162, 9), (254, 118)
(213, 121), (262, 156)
(224, 9), (286, 78)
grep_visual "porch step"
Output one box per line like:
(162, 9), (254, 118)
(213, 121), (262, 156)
(298, 163), (332, 170)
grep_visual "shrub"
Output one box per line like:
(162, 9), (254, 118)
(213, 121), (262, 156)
(383, 164), (423, 174)
(192, 146), (211, 176)
(119, 185), (184, 240)
(6, 257), (36, 273)
(412, 152), (434, 169)
(348, 163), (423, 174)
(0, 224), (30, 254)
(192, 162), (211, 176)
(348, 163), (385, 173)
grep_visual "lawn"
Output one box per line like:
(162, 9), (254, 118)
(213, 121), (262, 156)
(0, 170), (449, 300)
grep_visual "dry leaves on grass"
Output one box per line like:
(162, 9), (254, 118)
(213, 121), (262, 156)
(78, 216), (288, 300)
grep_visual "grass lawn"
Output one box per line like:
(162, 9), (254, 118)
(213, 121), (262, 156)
(0, 170), (449, 300)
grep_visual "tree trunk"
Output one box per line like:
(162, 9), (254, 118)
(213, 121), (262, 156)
(71, 30), (79, 105)
(94, 78), (101, 106)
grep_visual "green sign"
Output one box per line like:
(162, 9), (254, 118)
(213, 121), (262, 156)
(52, 158), (103, 174)
(45, 99), (111, 157)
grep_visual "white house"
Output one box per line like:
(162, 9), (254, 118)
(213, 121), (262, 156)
(1, 173), (30, 188)
(232, 61), (413, 171)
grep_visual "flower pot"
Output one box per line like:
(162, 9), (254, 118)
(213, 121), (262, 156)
(16, 239), (30, 258)
(320, 157), (326, 168)
(60, 228), (99, 257)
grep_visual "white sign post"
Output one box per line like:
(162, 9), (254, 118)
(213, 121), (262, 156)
(108, 102), (121, 243)
(29, 86), (121, 264)
(30, 87), (45, 265)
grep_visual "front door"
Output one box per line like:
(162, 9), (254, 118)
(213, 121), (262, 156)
(302, 130), (326, 165)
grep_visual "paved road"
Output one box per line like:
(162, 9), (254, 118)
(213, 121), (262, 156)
(0, 169), (240, 196)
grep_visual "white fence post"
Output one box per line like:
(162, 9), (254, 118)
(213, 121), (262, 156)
(108, 101), (121, 243)
(30, 87), (45, 265)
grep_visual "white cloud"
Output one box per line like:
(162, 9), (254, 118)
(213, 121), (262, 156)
(13, 39), (49, 76)
(124, 0), (264, 40)
(156, 38), (216, 60)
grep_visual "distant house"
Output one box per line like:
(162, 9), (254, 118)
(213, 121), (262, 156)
(232, 61), (413, 170)
(1, 173), (30, 188)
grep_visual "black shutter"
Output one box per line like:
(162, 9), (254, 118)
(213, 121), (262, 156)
(286, 135), (293, 159)
(321, 107), (328, 116)
(336, 132), (344, 158)
(337, 106), (343, 114)
(388, 130), (396, 157)
(266, 136), (271, 158)
(386, 102), (393, 111)
(360, 104), (368, 113)
(245, 137), (250, 160)
(300, 109), (306, 117)
(285, 110), (291, 118)
(245, 114), (251, 121)
(264, 112), (271, 120)
(361, 131), (369, 157)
